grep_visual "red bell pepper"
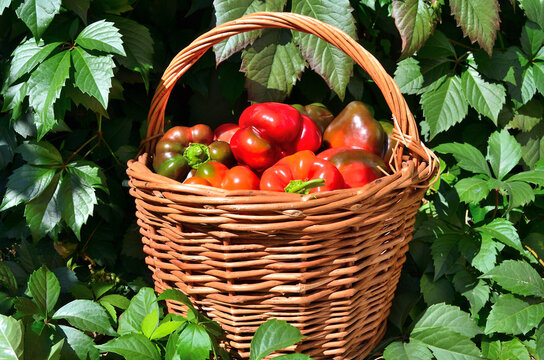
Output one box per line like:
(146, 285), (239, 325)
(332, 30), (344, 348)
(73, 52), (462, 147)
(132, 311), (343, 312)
(260, 150), (345, 194)
(214, 123), (239, 143)
(318, 147), (385, 188)
(230, 103), (322, 171)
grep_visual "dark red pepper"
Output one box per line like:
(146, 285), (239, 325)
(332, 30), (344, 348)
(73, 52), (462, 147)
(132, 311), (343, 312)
(292, 103), (334, 134)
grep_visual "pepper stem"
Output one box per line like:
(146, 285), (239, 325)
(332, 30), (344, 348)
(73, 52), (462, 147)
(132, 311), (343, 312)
(184, 143), (210, 169)
(284, 179), (325, 194)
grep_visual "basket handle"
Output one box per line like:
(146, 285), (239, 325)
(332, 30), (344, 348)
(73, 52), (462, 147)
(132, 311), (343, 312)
(144, 11), (433, 171)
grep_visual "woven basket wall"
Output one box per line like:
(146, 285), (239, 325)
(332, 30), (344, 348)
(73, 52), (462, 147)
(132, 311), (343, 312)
(127, 11), (438, 360)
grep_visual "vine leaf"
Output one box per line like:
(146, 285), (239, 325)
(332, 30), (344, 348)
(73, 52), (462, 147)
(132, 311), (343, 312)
(291, 0), (356, 100)
(454, 177), (491, 204)
(449, 0), (500, 56)
(27, 265), (60, 317)
(0, 0), (11, 15)
(28, 50), (71, 139)
(24, 173), (62, 240)
(213, 0), (286, 64)
(394, 58), (423, 95)
(58, 325), (100, 360)
(411, 327), (482, 359)
(0, 165), (56, 211)
(53, 299), (117, 335)
(412, 303), (482, 338)
(5, 39), (60, 86)
(486, 129), (522, 180)
(392, 0), (439, 59)
(471, 234), (499, 273)
(176, 323), (214, 360)
(485, 294), (544, 335)
(434, 142), (492, 177)
(118, 288), (159, 335)
(97, 333), (161, 359)
(452, 271), (490, 315)
(476, 218), (523, 252)
(383, 341), (433, 360)
(75, 20), (125, 56)
(519, 0), (544, 26)
(241, 29), (305, 103)
(431, 235), (459, 280)
(15, 0), (62, 39)
(481, 260), (544, 297)
(0, 314), (24, 360)
(420, 75), (468, 139)
(62, 0), (90, 24)
(250, 319), (303, 360)
(461, 65), (506, 125)
(521, 21), (544, 57)
(71, 47), (115, 109)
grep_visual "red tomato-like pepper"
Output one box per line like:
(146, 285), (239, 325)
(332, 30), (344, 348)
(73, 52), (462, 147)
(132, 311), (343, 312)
(221, 166), (260, 190)
(230, 103), (322, 171)
(318, 147), (385, 188)
(292, 103), (334, 134)
(214, 123), (239, 143)
(194, 161), (229, 188)
(260, 150), (345, 194)
(323, 101), (386, 156)
(183, 176), (211, 186)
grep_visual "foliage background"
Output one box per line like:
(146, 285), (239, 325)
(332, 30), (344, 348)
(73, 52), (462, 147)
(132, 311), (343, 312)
(1, 0), (544, 359)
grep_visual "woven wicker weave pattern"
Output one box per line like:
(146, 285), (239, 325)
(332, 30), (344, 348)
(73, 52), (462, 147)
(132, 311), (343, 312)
(127, 11), (438, 360)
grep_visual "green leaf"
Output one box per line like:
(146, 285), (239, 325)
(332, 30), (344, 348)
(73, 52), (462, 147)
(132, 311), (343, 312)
(75, 20), (125, 56)
(65, 84), (108, 118)
(418, 30), (457, 59)
(53, 299), (116, 336)
(534, 61), (544, 96)
(452, 271), (490, 315)
(481, 260), (544, 297)
(157, 289), (195, 312)
(455, 177), (492, 204)
(433, 142), (491, 177)
(28, 50), (71, 139)
(5, 39), (60, 86)
(90, 282), (114, 299)
(449, 0), (500, 56)
(16, 141), (63, 165)
(1, 83), (27, 123)
(410, 327), (482, 359)
(27, 265), (60, 317)
(519, 0), (544, 26)
(0, 314), (24, 360)
(141, 309), (158, 339)
(213, 0), (285, 64)
(48, 338), (64, 360)
(431, 235), (460, 280)
(476, 218), (523, 252)
(395, 58), (423, 95)
(472, 234), (499, 273)
(58, 172), (99, 240)
(63, 0), (90, 23)
(118, 287), (159, 335)
(482, 339), (531, 360)
(99, 294), (130, 310)
(71, 47), (115, 109)
(291, 0), (356, 100)
(421, 75), (468, 139)
(0, 263), (18, 296)
(0, 0), (11, 15)
(23, 173), (61, 240)
(507, 169), (544, 186)
(485, 294), (544, 335)
(273, 355), (312, 360)
(176, 323), (213, 360)
(241, 29), (305, 103)
(461, 65), (506, 125)
(508, 98), (543, 132)
(150, 320), (184, 340)
(391, 0), (439, 59)
(58, 325), (100, 360)
(250, 319), (303, 360)
(15, 0), (62, 39)
(92, 0), (132, 14)
(412, 303), (482, 338)
(96, 333), (161, 360)
(420, 273), (455, 306)
(516, 120), (544, 168)
(536, 323), (544, 360)
(13, 297), (40, 317)
(0, 165), (56, 211)
(383, 341), (432, 360)
(521, 21), (544, 57)
(106, 16), (154, 91)
(502, 180), (535, 210)
(487, 129), (522, 180)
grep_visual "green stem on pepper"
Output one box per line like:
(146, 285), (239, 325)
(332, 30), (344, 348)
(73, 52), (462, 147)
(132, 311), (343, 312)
(184, 143), (211, 169)
(284, 179), (326, 194)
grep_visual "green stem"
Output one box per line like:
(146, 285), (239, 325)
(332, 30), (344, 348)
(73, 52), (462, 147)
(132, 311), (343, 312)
(284, 179), (325, 194)
(184, 143), (211, 169)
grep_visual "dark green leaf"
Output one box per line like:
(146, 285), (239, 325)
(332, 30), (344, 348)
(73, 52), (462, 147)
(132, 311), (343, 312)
(15, 0), (62, 39)
(449, 0), (500, 55)
(58, 325), (100, 360)
(412, 302), (481, 338)
(213, 0), (285, 64)
(418, 30), (457, 59)
(107, 16), (154, 90)
(452, 271), (490, 315)
(96, 333), (161, 360)
(521, 21), (544, 57)
(17, 141), (62, 165)
(517, 120), (544, 168)
(394, 58), (423, 95)
(519, 0), (544, 26)
(431, 235), (459, 280)
(487, 129), (522, 180)
(250, 319), (303, 360)
(291, 0), (356, 100)
(0, 165), (56, 211)
(65, 84), (108, 118)
(58, 172), (99, 240)
(508, 98), (543, 132)
(75, 20), (125, 56)
(0, 263), (17, 296)
(71, 47), (115, 109)
(476, 218), (523, 252)
(48, 338), (64, 360)
(118, 287), (159, 335)
(99, 294), (130, 309)
(534, 61), (544, 96)
(2, 83), (27, 123)
(434, 142), (491, 177)
(471, 234), (499, 273)
(28, 50), (71, 139)
(176, 323), (213, 360)
(502, 180), (535, 210)
(28, 265), (60, 317)
(165, 331), (180, 360)
(481, 260), (544, 297)
(508, 169), (544, 186)
(485, 294), (544, 335)
(383, 341), (432, 360)
(90, 282), (114, 299)
(536, 323), (544, 360)
(391, 0), (439, 59)
(92, 0), (133, 14)
(420, 75), (468, 139)
(420, 273), (455, 306)
(461, 65), (506, 125)
(410, 327), (482, 359)
(52, 299), (116, 335)
(455, 177), (492, 204)
(13, 297), (39, 317)
(5, 39), (60, 86)
(23, 174), (61, 241)
(63, 0), (90, 23)
(241, 29), (305, 103)
(0, 314), (24, 360)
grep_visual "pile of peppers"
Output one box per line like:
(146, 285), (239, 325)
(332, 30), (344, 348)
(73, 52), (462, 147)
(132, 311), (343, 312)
(152, 101), (394, 194)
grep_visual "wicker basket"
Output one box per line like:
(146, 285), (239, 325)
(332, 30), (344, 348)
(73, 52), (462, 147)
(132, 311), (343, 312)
(127, 11), (438, 360)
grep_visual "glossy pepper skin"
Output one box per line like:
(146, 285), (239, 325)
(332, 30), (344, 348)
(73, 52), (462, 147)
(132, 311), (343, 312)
(292, 103), (334, 134)
(186, 164), (260, 190)
(153, 124), (213, 180)
(214, 123), (239, 143)
(323, 101), (386, 156)
(379, 120), (397, 169)
(318, 147), (385, 188)
(194, 161), (229, 187)
(260, 150), (345, 194)
(230, 103), (322, 171)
